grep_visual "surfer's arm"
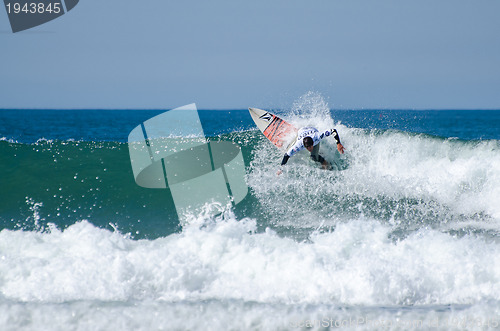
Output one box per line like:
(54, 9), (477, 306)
(328, 129), (345, 154)
(330, 129), (341, 144)
(277, 154), (290, 175)
(282, 139), (303, 163)
(280, 144), (296, 167)
(281, 154), (290, 165)
(278, 149), (294, 174)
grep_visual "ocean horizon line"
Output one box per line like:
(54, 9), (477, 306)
(1, 108), (500, 112)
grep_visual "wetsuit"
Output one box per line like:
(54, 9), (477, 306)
(280, 127), (341, 166)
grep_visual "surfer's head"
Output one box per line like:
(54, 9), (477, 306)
(303, 137), (314, 152)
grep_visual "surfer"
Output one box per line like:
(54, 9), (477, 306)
(277, 127), (344, 175)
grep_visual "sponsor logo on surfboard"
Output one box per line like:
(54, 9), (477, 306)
(259, 112), (273, 122)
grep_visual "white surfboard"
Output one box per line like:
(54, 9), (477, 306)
(249, 108), (298, 149)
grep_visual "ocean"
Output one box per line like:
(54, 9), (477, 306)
(1, 94), (499, 330)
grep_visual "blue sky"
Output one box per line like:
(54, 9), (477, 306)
(1, 0), (500, 109)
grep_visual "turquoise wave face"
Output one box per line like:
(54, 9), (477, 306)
(0, 140), (180, 238)
(0, 132), (261, 238)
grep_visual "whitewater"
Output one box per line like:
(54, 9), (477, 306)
(1, 96), (499, 330)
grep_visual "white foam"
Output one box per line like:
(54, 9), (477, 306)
(0, 216), (498, 306)
(342, 129), (500, 221)
(2, 300), (499, 331)
(0, 137), (18, 144)
(0, 213), (499, 329)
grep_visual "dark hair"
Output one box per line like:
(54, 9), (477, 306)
(303, 137), (313, 147)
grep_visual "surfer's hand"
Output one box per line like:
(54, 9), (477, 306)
(337, 143), (345, 154)
(277, 169), (283, 176)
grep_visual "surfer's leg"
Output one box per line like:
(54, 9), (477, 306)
(310, 144), (323, 163)
(311, 143), (320, 159)
(310, 143), (331, 169)
(310, 143), (320, 162)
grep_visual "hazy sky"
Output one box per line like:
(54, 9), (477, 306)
(1, 0), (500, 109)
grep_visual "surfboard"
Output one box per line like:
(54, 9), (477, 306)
(249, 108), (298, 149)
